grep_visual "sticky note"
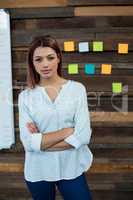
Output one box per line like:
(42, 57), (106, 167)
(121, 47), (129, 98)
(93, 41), (103, 52)
(118, 43), (128, 54)
(68, 64), (78, 74)
(64, 41), (75, 52)
(101, 64), (112, 74)
(85, 64), (95, 75)
(112, 83), (122, 93)
(78, 42), (89, 52)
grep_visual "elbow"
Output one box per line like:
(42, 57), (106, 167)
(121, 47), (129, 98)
(75, 128), (92, 148)
(20, 139), (33, 152)
(20, 134), (42, 152)
(20, 138), (34, 152)
(64, 128), (92, 150)
(83, 128), (92, 145)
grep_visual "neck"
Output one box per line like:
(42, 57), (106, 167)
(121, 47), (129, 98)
(39, 74), (62, 87)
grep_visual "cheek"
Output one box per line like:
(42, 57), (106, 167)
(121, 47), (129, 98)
(33, 62), (41, 69)
(51, 59), (59, 68)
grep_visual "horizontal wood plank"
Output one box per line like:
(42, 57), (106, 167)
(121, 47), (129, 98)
(75, 6), (133, 16)
(11, 17), (133, 30)
(0, 0), (67, 8)
(69, 0), (133, 6)
(9, 7), (74, 19)
(11, 31), (133, 50)
(11, 49), (133, 63)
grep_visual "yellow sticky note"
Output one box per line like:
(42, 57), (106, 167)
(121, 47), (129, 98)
(101, 64), (112, 74)
(118, 43), (128, 54)
(64, 41), (75, 52)
(68, 64), (78, 74)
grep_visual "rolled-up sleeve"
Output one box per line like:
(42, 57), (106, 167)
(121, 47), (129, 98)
(18, 93), (42, 152)
(64, 85), (92, 149)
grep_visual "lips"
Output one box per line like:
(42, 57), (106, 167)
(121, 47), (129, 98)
(41, 70), (51, 74)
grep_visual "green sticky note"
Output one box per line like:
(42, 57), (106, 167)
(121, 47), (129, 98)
(112, 83), (122, 93)
(68, 64), (78, 74)
(93, 41), (103, 52)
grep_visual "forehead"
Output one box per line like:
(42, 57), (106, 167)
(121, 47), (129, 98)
(33, 46), (56, 57)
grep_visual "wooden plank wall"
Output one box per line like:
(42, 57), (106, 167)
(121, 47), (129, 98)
(0, 0), (133, 199)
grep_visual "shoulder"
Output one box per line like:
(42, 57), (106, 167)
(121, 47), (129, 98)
(18, 87), (37, 104)
(71, 80), (86, 93)
(18, 88), (31, 99)
(67, 80), (87, 101)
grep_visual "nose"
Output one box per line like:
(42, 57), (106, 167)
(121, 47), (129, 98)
(42, 58), (49, 68)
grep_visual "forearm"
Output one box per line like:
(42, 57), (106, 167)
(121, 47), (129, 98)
(45, 140), (74, 151)
(41, 128), (74, 150)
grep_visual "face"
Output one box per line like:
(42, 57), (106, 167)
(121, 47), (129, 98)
(33, 46), (60, 79)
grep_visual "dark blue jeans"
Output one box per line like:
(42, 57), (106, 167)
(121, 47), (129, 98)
(25, 173), (92, 200)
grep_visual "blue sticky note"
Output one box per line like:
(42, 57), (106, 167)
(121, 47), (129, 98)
(85, 64), (95, 75)
(78, 42), (89, 52)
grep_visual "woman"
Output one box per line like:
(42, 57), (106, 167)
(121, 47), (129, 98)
(18, 35), (93, 200)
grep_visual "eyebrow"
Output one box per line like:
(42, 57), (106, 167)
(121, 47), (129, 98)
(34, 54), (55, 58)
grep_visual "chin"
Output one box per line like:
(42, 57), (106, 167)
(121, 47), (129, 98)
(41, 74), (52, 79)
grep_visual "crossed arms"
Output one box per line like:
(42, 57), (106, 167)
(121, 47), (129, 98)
(26, 122), (74, 151)
(18, 85), (92, 153)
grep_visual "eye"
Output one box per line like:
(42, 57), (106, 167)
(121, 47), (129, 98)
(47, 57), (55, 60)
(34, 58), (42, 62)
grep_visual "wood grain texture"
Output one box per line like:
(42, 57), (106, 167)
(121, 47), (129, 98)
(75, 6), (133, 16)
(10, 26), (133, 49)
(0, 0), (67, 8)
(9, 7), (74, 19)
(69, 0), (133, 6)
(12, 50), (133, 63)
(91, 112), (133, 125)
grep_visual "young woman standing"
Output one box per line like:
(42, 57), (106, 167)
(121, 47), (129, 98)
(18, 35), (93, 200)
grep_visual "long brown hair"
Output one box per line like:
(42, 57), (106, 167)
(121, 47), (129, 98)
(27, 35), (62, 89)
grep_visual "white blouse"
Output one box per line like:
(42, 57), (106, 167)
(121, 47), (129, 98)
(18, 80), (93, 182)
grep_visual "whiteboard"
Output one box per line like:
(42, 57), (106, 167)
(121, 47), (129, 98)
(0, 9), (15, 149)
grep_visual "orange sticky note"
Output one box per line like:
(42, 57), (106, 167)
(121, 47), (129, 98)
(118, 43), (128, 54)
(101, 64), (112, 74)
(64, 41), (75, 52)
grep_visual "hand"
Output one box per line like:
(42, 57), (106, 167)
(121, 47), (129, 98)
(26, 122), (39, 134)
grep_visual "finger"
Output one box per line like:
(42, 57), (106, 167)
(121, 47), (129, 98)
(30, 124), (39, 132)
(26, 122), (33, 129)
(28, 122), (38, 130)
(28, 127), (34, 134)
(27, 124), (35, 133)
(30, 125), (38, 132)
(30, 124), (37, 130)
(28, 126), (38, 133)
(26, 122), (36, 130)
(27, 122), (38, 132)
